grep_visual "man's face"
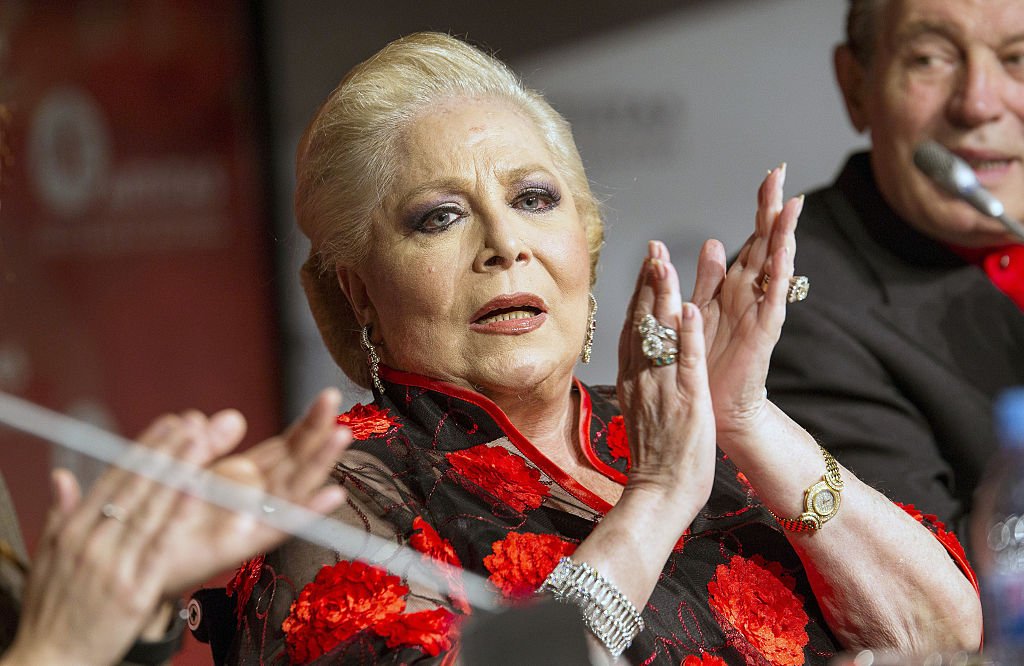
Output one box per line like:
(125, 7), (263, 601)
(839, 0), (1024, 247)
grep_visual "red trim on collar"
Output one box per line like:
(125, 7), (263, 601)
(576, 386), (629, 485)
(378, 366), (615, 513)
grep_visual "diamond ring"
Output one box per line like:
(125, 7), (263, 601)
(760, 274), (810, 303)
(638, 314), (678, 367)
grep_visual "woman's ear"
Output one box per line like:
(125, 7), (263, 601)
(336, 265), (375, 327)
(834, 44), (870, 134)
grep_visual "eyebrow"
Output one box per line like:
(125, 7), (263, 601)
(893, 20), (960, 47)
(392, 164), (559, 209)
(894, 20), (1024, 50)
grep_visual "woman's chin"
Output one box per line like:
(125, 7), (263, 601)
(468, 355), (575, 396)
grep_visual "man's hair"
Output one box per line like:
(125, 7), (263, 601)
(846, 0), (887, 65)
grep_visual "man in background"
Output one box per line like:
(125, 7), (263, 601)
(767, 0), (1024, 547)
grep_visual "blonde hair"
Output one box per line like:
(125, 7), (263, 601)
(296, 32), (604, 388)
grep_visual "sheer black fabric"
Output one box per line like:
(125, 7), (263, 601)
(223, 369), (967, 665)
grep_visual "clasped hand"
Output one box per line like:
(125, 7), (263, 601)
(4, 389), (352, 666)
(616, 164), (803, 522)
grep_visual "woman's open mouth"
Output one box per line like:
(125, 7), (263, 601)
(475, 306), (543, 325)
(470, 294), (548, 334)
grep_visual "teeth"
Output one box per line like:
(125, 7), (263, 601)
(477, 310), (536, 325)
(970, 159), (1011, 169)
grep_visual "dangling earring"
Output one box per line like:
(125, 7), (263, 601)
(360, 325), (385, 394)
(581, 293), (597, 364)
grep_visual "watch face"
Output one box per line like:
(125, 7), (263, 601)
(805, 481), (841, 522)
(812, 489), (836, 515)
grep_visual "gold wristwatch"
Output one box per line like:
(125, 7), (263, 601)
(768, 445), (844, 533)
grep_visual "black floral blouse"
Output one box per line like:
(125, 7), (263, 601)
(221, 366), (976, 666)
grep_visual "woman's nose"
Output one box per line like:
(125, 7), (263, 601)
(473, 210), (532, 272)
(949, 56), (1007, 127)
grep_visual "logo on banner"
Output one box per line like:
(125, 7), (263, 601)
(28, 86), (111, 217)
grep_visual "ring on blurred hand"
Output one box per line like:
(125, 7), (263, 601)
(760, 274), (810, 303)
(638, 314), (678, 367)
(101, 503), (128, 523)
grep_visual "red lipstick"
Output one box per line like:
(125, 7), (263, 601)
(469, 293), (548, 335)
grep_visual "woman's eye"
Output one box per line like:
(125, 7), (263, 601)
(513, 189), (558, 212)
(416, 207), (464, 233)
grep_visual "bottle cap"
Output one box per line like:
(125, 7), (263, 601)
(995, 386), (1024, 448)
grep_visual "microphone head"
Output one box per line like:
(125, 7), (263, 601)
(913, 140), (1004, 218)
(913, 140), (980, 194)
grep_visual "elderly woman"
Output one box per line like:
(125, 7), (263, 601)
(224, 33), (981, 665)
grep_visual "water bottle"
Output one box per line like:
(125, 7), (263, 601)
(972, 386), (1024, 660)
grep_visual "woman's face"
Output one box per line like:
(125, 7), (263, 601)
(340, 98), (592, 394)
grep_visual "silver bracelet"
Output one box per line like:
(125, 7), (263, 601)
(538, 557), (645, 657)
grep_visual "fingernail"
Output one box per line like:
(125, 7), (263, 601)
(682, 303), (695, 320)
(212, 410), (244, 435)
(331, 427), (351, 445)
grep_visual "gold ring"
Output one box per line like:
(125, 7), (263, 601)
(760, 275), (809, 303)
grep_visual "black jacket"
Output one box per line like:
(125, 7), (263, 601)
(767, 152), (1024, 551)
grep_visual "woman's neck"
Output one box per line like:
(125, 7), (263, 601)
(485, 376), (584, 471)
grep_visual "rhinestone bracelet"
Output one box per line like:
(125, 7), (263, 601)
(538, 557), (645, 657)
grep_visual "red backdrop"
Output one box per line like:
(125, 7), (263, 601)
(0, 2), (281, 662)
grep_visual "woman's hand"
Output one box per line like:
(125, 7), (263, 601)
(2, 389), (350, 666)
(4, 409), (241, 666)
(564, 240), (716, 629)
(689, 164), (804, 442)
(156, 388), (351, 597)
(616, 240), (717, 520)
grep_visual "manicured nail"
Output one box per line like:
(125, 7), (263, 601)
(682, 303), (695, 320)
(211, 410), (244, 436)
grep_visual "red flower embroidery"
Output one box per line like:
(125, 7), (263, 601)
(374, 607), (459, 657)
(226, 554), (264, 627)
(410, 516), (461, 568)
(683, 654), (728, 666)
(446, 445), (550, 512)
(736, 471), (753, 491)
(484, 531), (577, 600)
(336, 403), (400, 440)
(606, 415), (632, 468)
(707, 555), (809, 666)
(281, 560), (409, 664)
(410, 516), (469, 614)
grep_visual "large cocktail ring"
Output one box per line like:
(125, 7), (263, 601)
(638, 314), (678, 367)
(760, 274), (810, 303)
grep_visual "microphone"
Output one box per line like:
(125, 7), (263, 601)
(912, 140), (1024, 241)
(0, 391), (498, 611)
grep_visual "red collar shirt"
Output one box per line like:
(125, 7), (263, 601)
(953, 244), (1024, 311)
